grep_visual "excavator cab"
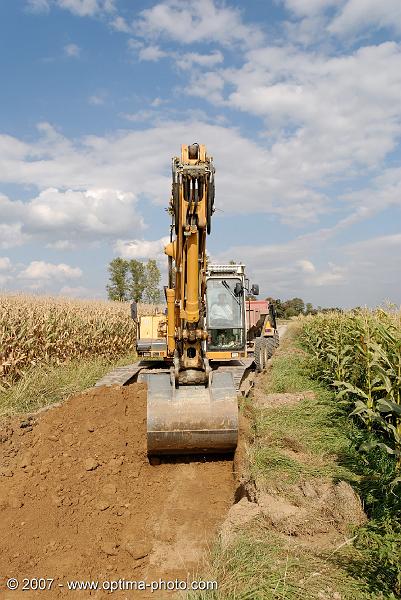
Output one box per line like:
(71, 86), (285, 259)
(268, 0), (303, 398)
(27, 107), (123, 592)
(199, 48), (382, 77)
(205, 265), (247, 357)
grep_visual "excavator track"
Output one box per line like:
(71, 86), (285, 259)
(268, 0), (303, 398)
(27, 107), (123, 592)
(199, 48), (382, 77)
(94, 363), (143, 387)
(94, 359), (254, 392)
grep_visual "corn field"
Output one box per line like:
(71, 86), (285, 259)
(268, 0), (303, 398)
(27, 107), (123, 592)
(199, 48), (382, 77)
(0, 294), (164, 389)
(300, 308), (401, 471)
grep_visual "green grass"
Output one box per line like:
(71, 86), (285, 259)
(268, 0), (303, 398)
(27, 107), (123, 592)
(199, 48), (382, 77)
(0, 352), (137, 416)
(187, 323), (391, 600)
(252, 331), (359, 487)
(186, 530), (380, 600)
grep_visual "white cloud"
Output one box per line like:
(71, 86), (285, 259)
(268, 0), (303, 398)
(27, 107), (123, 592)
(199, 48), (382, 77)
(88, 94), (105, 105)
(114, 237), (170, 259)
(281, 0), (401, 42)
(176, 51), (224, 71)
(57, 0), (115, 17)
(64, 43), (81, 58)
(120, 110), (156, 123)
(0, 223), (29, 249)
(27, 0), (115, 15)
(151, 97), (165, 107)
(46, 240), (76, 249)
(25, 188), (144, 236)
(184, 41), (401, 200)
(138, 45), (168, 62)
(0, 187), (145, 245)
(0, 257), (11, 271)
(212, 223), (401, 307)
(110, 15), (131, 33)
(19, 261), (82, 281)
(328, 0), (401, 37)
(134, 0), (263, 47)
(297, 259), (316, 273)
(0, 120), (330, 224)
(59, 285), (99, 298)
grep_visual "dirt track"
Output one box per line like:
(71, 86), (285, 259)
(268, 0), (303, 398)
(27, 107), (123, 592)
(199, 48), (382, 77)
(0, 384), (234, 598)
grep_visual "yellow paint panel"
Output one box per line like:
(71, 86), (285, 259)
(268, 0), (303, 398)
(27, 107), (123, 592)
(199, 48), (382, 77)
(206, 351), (234, 360)
(139, 315), (166, 339)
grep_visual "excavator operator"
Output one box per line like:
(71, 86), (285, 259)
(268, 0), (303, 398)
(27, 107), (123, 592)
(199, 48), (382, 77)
(210, 292), (233, 324)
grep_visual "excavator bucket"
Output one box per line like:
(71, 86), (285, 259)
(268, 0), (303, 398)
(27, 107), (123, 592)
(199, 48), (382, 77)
(140, 370), (238, 455)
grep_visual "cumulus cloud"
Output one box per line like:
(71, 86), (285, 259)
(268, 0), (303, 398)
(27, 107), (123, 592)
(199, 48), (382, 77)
(0, 223), (29, 249)
(0, 121), (330, 224)
(114, 237), (170, 259)
(0, 257), (11, 271)
(213, 225), (401, 307)
(110, 15), (131, 33)
(19, 261), (82, 281)
(138, 45), (168, 61)
(328, 0), (401, 37)
(46, 240), (76, 249)
(26, 0), (115, 15)
(184, 41), (401, 199)
(57, 0), (115, 17)
(134, 0), (263, 47)
(281, 0), (401, 42)
(59, 285), (99, 298)
(0, 258), (87, 294)
(175, 51), (224, 70)
(0, 187), (145, 244)
(297, 259), (316, 273)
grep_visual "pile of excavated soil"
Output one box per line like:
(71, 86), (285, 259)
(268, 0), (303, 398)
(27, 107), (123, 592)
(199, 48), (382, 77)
(0, 384), (234, 598)
(220, 384), (366, 552)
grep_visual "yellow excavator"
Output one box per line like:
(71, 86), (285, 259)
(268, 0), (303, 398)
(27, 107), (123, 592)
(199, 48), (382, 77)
(96, 144), (268, 455)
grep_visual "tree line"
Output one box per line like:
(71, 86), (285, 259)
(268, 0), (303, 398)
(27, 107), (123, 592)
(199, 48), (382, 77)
(106, 258), (161, 303)
(106, 258), (342, 315)
(265, 297), (342, 318)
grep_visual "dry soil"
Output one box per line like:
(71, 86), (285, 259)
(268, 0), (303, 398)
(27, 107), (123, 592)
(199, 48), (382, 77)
(0, 383), (234, 599)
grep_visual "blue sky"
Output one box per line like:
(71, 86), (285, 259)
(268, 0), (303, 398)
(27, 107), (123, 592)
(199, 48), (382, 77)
(0, 0), (400, 307)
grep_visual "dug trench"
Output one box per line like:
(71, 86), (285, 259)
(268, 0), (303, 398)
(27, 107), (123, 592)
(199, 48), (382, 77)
(0, 382), (237, 599)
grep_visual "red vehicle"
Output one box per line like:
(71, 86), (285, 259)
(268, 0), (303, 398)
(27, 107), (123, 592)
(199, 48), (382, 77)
(246, 299), (279, 372)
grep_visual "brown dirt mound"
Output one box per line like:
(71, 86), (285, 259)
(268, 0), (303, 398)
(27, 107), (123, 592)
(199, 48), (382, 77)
(0, 384), (234, 598)
(220, 390), (366, 552)
(254, 479), (366, 539)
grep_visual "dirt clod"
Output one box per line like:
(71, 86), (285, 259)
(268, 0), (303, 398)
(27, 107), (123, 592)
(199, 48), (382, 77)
(84, 456), (99, 471)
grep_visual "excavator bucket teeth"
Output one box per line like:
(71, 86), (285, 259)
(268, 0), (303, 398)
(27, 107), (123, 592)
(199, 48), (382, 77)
(142, 371), (238, 455)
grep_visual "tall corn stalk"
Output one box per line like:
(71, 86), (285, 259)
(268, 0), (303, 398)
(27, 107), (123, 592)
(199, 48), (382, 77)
(300, 308), (401, 472)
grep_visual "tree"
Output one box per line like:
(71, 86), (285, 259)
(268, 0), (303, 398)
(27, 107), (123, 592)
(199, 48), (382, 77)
(305, 302), (316, 315)
(128, 259), (146, 302)
(106, 257), (162, 303)
(282, 297), (305, 317)
(106, 257), (129, 301)
(144, 259), (161, 303)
